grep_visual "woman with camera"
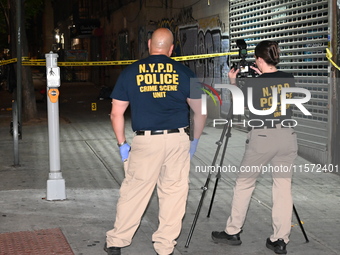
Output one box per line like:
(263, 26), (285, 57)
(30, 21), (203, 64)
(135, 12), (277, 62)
(212, 40), (297, 255)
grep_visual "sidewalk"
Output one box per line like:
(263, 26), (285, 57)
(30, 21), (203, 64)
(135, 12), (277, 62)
(0, 80), (339, 255)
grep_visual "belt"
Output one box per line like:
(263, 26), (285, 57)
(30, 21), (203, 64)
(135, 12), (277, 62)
(135, 129), (181, 135)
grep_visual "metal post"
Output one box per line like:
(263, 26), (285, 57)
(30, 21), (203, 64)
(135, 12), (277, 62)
(12, 100), (19, 166)
(45, 51), (66, 201)
(16, 0), (22, 157)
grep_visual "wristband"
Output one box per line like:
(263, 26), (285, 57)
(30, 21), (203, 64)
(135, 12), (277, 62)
(117, 140), (127, 147)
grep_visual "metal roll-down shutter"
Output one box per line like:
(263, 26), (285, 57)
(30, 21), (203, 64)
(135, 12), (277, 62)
(229, 0), (329, 164)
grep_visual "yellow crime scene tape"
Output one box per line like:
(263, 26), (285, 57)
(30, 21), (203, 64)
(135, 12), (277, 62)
(326, 48), (340, 71)
(0, 58), (17, 65)
(1, 50), (337, 70)
(172, 51), (239, 61)
(0, 51), (240, 67)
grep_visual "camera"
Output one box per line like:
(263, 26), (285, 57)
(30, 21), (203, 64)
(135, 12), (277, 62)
(231, 39), (256, 77)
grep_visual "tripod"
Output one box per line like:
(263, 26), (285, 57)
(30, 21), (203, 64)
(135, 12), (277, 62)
(185, 101), (309, 248)
(185, 102), (233, 248)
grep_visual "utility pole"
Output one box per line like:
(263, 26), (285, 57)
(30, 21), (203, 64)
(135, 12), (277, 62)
(14, 0), (22, 165)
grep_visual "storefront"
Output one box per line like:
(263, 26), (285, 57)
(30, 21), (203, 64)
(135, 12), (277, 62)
(229, 0), (331, 164)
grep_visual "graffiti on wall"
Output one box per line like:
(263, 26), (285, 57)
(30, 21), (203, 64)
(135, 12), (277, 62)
(176, 20), (231, 118)
(178, 26), (229, 84)
(167, 13), (231, 117)
(135, 8), (232, 117)
(161, 15), (228, 84)
(137, 11), (230, 85)
(162, 14), (230, 85)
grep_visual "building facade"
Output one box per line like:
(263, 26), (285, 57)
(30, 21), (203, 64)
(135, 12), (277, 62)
(47, 0), (339, 167)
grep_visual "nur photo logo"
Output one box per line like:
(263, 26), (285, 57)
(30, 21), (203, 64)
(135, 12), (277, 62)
(200, 83), (312, 128)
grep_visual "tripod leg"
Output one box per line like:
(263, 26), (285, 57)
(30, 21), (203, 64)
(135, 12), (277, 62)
(207, 177), (220, 218)
(185, 102), (234, 247)
(207, 122), (232, 218)
(185, 118), (231, 248)
(293, 204), (309, 243)
(185, 177), (210, 248)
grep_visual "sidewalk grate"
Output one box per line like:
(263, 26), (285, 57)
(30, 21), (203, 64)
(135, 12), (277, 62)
(0, 228), (74, 255)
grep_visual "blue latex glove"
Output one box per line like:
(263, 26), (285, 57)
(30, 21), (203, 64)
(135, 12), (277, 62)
(119, 143), (131, 162)
(190, 138), (199, 159)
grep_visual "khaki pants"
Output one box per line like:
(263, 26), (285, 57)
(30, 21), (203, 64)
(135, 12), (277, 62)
(106, 128), (190, 255)
(225, 126), (297, 243)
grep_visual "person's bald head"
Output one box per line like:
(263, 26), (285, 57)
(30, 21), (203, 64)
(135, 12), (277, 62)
(148, 28), (174, 56)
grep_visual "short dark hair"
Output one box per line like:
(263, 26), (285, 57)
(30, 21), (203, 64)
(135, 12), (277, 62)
(255, 40), (280, 66)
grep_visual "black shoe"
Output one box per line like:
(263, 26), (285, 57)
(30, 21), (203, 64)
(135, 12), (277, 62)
(211, 231), (242, 245)
(104, 242), (121, 255)
(266, 238), (287, 254)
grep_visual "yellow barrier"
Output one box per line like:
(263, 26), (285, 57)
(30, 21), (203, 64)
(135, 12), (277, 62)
(2, 50), (336, 70)
(0, 58), (17, 66)
(1, 51), (240, 67)
(326, 48), (340, 71)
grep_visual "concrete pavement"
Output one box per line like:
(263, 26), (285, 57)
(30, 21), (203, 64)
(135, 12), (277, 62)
(0, 79), (339, 255)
